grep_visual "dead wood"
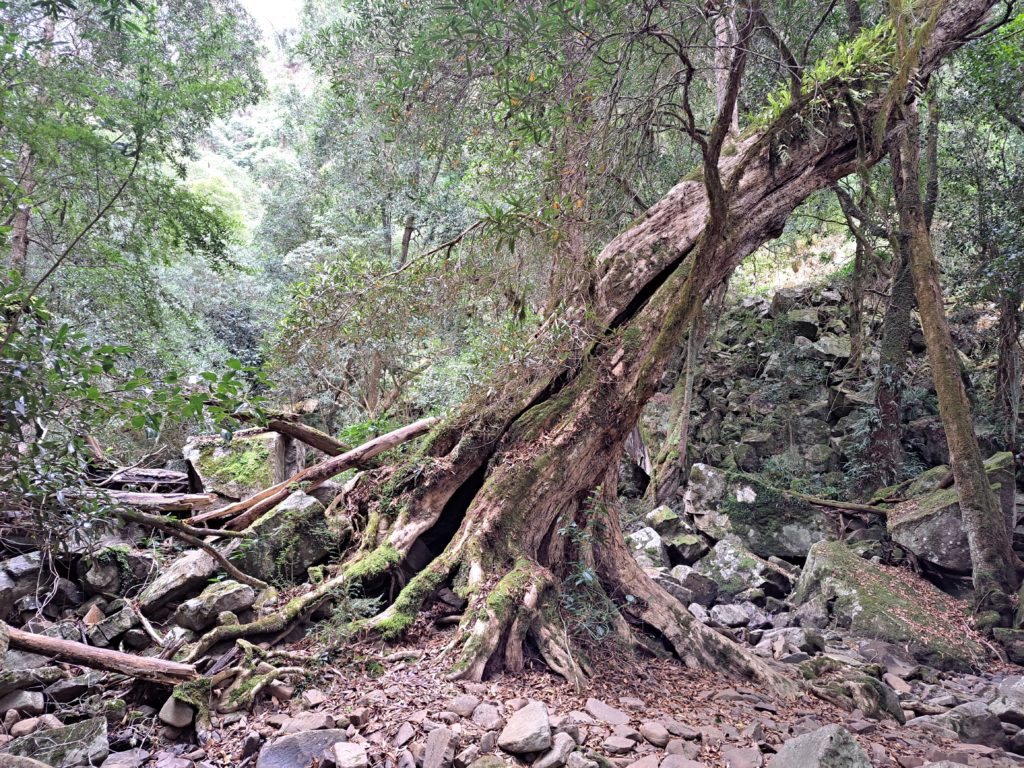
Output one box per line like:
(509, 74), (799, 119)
(189, 416), (438, 528)
(3, 622), (198, 685)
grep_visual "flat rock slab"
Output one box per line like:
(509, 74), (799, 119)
(0, 716), (109, 768)
(766, 725), (870, 768)
(585, 698), (630, 726)
(256, 729), (350, 768)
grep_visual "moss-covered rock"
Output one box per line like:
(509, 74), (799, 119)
(792, 541), (987, 671)
(887, 451), (1016, 574)
(185, 433), (277, 500)
(693, 536), (796, 600)
(174, 579), (257, 631)
(644, 505), (708, 565)
(683, 463), (835, 558)
(0, 716), (108, 767)
(235, 491), (351, 584)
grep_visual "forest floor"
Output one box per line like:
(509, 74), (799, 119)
(176, 600), (1017, 768)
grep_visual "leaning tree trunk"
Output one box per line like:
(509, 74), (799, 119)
(326, 0), (999, 683)
(894, 100), (1018, 620)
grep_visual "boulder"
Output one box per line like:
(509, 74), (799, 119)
(664, 566), (718, 607)
(684, 464), (834, 558)
(645, 507), (708, 565)
(255, 729), (350, 768)
(174, 580), (256, 631)
(766, 725), (870, 767)
(137, 550), (218, 614)
(497, 701), (551, 754)
(0, 716), (108, 767)
(988, 676), (1024, 727)
(907, 701), (1006, 747)
(626, 527), (668, 569)
(234, 491), (350, 584)
(0, 691), (43, 716)
(888, 452), (1016, 574)
(693, 537), (795, 600)
(0, 554), (42, 622)
(810, 335), (851, 361)
(184, 432), (278, 500)
(791, 541), (986, 671)
(532, 732), (575, 768)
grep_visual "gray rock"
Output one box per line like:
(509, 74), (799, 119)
(447, 694), (480, 718)
(626, 528), (668, 569)
(138, 550), (218, 613)
(85, 607), (138, 647)
(645, 507), (708, 565)
(0, 691), (43, 716)
(99, 749), (150, 768)
(791, 541), (986, 671)
(255, 729), (349, 768)
(888, 452), (1016, 574)
(638, 722), (670, 748)
(471, 703), (503, 731)
(584, 698), (629, 726)
(532, 732), (575, 768)
(766, 725), (870, 767)
(907, 701), (1006, 747)
(424, 726), (455, 768)
(173, 580), (256, 631)
(601, 736), (634, 755)
(234, 491), (350, 584)
(694, 537), (794, 600)
(0, 757), (52, 768)
(331, 742), (369, 768)
(158, 696), (194, 728)
(565, 754), (597, 768)
(0, 716), (108, 768)
(662, 566), (719, 607)
(684, 464), (833, 559)
(498, 701), (551, 754)
(988, 675), (1024, 726)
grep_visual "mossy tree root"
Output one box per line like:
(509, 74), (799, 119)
(183, 544), (402, 663)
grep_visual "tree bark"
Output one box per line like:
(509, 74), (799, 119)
(3, 622), (198, 685)
(209, 0), (1002, 684)
(895, 99), (1017, 619)
(995, 290), (1022, 456)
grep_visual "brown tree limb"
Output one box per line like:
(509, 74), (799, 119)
(114, 507), (268, 590)
(3, 622), (198, 685)
(189, 416), (439, 527)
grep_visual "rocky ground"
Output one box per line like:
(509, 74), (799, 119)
(2, 283), (1022, 768)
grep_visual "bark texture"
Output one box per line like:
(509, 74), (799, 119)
(895, 100), (1017, 618)
(204, 0), (999, 685)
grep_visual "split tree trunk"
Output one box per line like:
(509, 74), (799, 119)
(215, 0), (998, 685)
(894, 100), (1018, 619)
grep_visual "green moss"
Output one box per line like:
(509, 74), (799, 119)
(200, 439), (273, 491)
(486, 559), (535, 620)
(343, 543), (402, 582)
(377, 563), (449, 640)
(173, 677), (212, 721)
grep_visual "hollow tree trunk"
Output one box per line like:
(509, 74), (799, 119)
(895, 99), (1017, 619)
(337, 0), (998, 682)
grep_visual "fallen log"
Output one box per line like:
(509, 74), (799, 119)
(108, 491), (218, 511)
(267, 416), (349, 457)
(2, 622), (198, 685)
(105, 467), (189, 491)
(190, 416), (438, 528)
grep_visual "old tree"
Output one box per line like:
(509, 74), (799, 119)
(194, 0), (1014, 685)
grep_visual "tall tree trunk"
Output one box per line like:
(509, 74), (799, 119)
(282, 0), (998, 684)
(865, 249), (914, 489)
(8, 17), (54, 277)
(995, 290), (1022, 456)
(858, 90), (939, 493)
(894, 99), (1017, 620)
